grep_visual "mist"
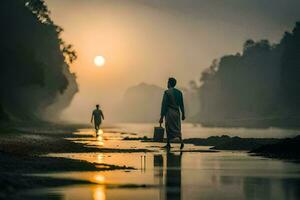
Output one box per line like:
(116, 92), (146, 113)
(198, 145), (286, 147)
(0, 0), (78, 122)
(196, 22), (300, 127)
(43, 0), (300, 123)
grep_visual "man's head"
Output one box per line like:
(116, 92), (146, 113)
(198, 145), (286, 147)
(96, 104), (99, 109)
(168, 77), (177, 88)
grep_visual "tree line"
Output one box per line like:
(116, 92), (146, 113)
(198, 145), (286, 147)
(0, 0), (78, 121)
(195, 22), (300, 127)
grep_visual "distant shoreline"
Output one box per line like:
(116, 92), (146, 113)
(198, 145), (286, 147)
(192, 117), (300, 129)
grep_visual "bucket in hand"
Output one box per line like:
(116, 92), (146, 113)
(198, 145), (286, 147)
(153, 123), (164, 142)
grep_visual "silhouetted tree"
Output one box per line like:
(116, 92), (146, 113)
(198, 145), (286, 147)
(280, 22), (300, 113)
(0, 0), (78, 121)
(197, 22), (300, 127)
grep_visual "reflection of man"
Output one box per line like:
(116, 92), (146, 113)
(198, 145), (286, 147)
(159, 77), (185, 149)
(91, 104), (104, 133)
(166, 152), (182, 200)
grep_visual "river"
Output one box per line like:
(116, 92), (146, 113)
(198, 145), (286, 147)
(26, 124), (300, 200)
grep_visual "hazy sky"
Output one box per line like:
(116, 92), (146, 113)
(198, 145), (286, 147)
(45, 0), (300, 122)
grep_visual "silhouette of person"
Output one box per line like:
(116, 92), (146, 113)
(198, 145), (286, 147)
(159, 77), (185, 149)
(91, 104), (104, 133)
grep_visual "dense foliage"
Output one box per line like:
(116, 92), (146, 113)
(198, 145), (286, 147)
(197, 22), (300, 127)
(0, 0), (78, 121)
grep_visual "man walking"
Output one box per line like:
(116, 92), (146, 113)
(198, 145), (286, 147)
(159, 77), (185, 149)
(91, 104), (104, 133)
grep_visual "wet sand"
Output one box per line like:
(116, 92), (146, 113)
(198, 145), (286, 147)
(0, 124), (141, 199)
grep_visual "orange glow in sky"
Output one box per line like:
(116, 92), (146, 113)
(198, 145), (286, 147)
(45, 0), (293, 122)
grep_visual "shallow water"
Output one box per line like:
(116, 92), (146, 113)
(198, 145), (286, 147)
(28, 127), (300, 200)
(106, 123), (300, 138)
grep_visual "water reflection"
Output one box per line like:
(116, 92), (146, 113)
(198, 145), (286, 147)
(32, 151), (300, 200)
(243, 177), (271, 200)
(93, 186), (106, 200)
(242, 177), (300, 200)
(93, 174), (105, 184)
(32, 127), (300, 200)
(165, 152), (182, 200)
(154, 154), (164, 199)
(281, 179), (300, 200)
(153, 152), (182, 200)
(96, 153), (104, 164)
(96, 129), (104, 146)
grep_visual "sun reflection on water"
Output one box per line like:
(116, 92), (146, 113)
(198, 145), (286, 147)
(97, 129), (104, 135)
(96, 129), (104, 146)
(94, 174), (106, 183)
(97, 153), (104, 164)
(93, 185), (106, 200)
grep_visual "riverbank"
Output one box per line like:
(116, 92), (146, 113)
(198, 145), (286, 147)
(124, 134), (300, 160)
(250, 135), (300, 160)
(0, 123), (136, 199)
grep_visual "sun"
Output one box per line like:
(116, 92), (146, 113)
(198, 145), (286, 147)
(94, 56), (105, 67)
